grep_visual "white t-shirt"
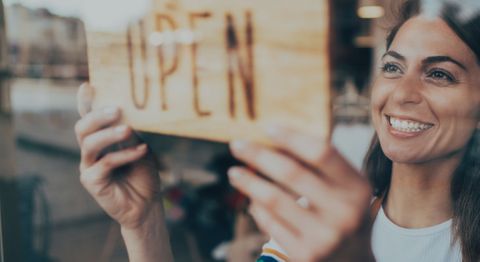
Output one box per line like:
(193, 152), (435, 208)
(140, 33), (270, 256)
(371, 207), (462, 262)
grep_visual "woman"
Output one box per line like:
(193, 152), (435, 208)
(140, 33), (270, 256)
(74, 0), (480, 261)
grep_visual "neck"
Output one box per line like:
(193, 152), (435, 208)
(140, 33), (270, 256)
(384, 154), (463, 228)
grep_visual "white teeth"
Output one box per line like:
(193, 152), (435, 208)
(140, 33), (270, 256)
(388, 116), (433, 133)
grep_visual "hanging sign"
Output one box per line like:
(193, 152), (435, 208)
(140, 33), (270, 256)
(86, 0), (332, 142)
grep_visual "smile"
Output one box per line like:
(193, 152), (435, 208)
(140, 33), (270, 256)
(386, 115), (434, 134)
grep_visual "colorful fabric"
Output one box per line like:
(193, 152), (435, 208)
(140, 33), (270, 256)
(256, 255), (283, 262)
(257, 239), (289, 262)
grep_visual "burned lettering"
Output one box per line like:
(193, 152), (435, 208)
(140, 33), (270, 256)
(225, 11), (256, 120)
(189, 12), (212, 117)
(127, 20), (150, 109)
(155, 14), (179, 111)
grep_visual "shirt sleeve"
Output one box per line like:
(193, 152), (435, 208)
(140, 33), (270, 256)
(256, 238), (289, 262)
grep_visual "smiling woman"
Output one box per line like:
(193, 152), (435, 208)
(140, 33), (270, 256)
(366, 1), (480, 261)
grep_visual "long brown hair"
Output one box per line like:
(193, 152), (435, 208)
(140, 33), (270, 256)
(364, 1), (480, 261)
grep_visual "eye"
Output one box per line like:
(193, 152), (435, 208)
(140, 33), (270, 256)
(380, 62), (402, 77)
(426, 69), (458, 84)
(428, 70), (452, 81)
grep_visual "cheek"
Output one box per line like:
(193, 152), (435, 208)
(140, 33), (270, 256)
(441, 108), (477, 134)
(429, 91), (479, 151)
(432, 89), (478, 126)
(370, 79), (391, 129)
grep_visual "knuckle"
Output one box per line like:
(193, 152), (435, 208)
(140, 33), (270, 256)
(74, 120), (84, 136)
(263, 191), (280, 209)
(296, 249), (317, 262)
(80, 141), (91, 160)
(323, 227), (341, 246)
(337, 204), (361, 233)
(81, 136), (94, 152)
(314, 144), (336, 166)
(100, 154), (116, 170)
(82, 112), (94, 126)
(282, 165), (302, 183)
(100, 157), (112, 169)
(343, 216), (360, 234)
(80, 148), (88, 161)
(79, 162), (86, 173)
(79, 172), (89, 186)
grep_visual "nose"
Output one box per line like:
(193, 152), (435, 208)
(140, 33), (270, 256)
(391, 73), (423, 105)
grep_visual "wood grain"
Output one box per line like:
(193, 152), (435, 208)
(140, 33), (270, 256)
(86, 0), (332, 143)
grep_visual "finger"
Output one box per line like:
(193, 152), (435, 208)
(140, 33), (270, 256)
(300, 222), (343, 261)
(80, 144), (148, 191)
(229, 141), (340, 212)
(251, 201), (344, 262)
(243, 234), (269, 253)
(81, 125), (132, 168)
(264, 125), (361, 184)
(248, 204), (303, 261)
(77, 83), (95, 117)
(228, 167), (320, 236)
(251, 202), (344, 262)
(75, 107), (120, 145)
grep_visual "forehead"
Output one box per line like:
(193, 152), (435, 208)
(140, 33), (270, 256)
(389, 16), (476, 67)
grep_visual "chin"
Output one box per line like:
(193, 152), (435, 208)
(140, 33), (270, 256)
(383, 149), (420, 164)
(379, 139), (429, 164)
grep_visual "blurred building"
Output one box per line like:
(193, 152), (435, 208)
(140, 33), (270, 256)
(0, 0), (14, 176)
(5, 4), (88, 79)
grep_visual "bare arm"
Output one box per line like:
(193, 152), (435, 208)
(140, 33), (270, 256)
(121, 203), (174, 262)
(76, 83), (174, 261)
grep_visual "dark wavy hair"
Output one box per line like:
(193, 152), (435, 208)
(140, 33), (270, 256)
(364, 1), (480, 261)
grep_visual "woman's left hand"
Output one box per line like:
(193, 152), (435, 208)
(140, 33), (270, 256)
(228, 126), (374, 262)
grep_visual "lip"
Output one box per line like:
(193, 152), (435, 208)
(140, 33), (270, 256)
(384, 114), (434, 139)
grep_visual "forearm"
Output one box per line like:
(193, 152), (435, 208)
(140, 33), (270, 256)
(121, 203), (174, 262)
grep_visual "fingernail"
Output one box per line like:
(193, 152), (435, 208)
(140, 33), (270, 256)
(103, 106), (119, 118)
(253, 207), (267, 223)
(136, 144), (147, 151)
(115, 125), (128, 134)
(230, 140), (249, 152)
(248, 206), (254, 215)
(228, 168), (243, 181)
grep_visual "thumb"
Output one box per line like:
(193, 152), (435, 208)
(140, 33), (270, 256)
(77, 83), (95, 117)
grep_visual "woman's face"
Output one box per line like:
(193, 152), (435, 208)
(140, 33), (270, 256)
(371, 16), (480, 164)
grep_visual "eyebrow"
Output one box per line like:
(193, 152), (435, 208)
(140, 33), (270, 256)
(382, 51), (467, 71)
(382, 51), (405, 61)
(422, 56), (467, 71)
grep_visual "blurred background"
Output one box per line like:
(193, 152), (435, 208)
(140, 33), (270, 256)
(0, 0), (399, 261)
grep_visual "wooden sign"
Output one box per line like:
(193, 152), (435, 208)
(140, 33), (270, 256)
(86, 0), (332, 143)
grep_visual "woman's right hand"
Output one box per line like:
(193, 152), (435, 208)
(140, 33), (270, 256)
(74, 83), (162, 230)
